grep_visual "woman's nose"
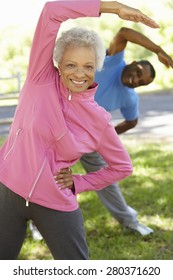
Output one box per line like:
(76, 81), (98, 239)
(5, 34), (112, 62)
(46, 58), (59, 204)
(74, 67), (85, 77)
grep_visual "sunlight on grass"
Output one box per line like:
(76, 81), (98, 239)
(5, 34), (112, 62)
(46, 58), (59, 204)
(141, 215), (173, 231)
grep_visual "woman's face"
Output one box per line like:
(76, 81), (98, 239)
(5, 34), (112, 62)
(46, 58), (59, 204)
(58, 45), (96, 93)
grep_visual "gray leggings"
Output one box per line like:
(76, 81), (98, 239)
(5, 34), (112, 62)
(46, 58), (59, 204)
(80, 152), (138, 227)
(0, 182), (89, 260)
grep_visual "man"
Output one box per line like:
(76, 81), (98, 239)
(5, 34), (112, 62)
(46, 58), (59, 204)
(80, 27), (173, 236)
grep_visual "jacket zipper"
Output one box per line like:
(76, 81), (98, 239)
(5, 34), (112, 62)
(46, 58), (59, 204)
(3, 128), (22, 160)
(26, 126), (67, 206)
(68, 90), (72, 100)
(56, 130), (67, 141)
(26, 157), (46, 207)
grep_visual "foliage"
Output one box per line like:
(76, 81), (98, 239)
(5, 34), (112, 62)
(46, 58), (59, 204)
(0, 3), (173, 93)
(0, 25), (32, 93)
(1, 137), (172, 260)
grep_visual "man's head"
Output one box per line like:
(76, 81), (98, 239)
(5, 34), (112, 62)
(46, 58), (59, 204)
(121, 60), (156, 88)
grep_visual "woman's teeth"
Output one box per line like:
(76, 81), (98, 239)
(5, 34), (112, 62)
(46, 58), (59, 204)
(72, 80), (85, 85)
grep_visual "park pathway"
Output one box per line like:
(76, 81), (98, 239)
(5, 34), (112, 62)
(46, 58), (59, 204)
(0, 89), (173, 141)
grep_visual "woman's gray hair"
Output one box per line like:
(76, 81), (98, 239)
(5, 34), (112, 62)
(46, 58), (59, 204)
(53, 27), (106, 71)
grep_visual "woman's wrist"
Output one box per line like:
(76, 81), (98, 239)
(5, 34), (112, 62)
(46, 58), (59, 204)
(100, 1), (123, 15)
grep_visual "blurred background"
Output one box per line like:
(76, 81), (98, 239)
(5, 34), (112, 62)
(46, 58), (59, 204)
(0, 0), (173, 93)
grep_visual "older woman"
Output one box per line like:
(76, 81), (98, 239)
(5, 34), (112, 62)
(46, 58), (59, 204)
(0, 0), (158, 260)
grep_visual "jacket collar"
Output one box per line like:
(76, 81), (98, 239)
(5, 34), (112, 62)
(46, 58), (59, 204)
(58, 76), (98, 102)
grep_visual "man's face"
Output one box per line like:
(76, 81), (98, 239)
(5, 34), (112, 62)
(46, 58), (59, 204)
(121, 61), (154, 88)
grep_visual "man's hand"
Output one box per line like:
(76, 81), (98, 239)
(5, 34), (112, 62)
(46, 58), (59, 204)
(54, 167), (75, 191)
(157, 50), (173, 68)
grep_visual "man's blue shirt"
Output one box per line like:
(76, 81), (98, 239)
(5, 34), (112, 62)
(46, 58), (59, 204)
(94, 51), (139, 121)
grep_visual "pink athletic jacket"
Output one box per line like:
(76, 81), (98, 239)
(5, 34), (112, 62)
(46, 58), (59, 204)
(0, 0), (133, 211)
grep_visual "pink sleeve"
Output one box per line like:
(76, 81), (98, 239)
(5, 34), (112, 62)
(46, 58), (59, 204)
(27, 0), (100, 84)
(73, 123), (133, 194)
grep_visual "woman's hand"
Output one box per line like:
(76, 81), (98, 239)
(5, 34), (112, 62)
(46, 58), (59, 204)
(100, 1), (160, 29)
(118, 6), (160, 28)
(54, 167), (75, 191)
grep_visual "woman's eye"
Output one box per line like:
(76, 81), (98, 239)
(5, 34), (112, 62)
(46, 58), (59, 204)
(66, 64), (75, 69)
(86, 65), (94, 70)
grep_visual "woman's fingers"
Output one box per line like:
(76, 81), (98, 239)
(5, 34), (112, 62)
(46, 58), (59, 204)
(54, 167), (74, 189)
(118, 7), (160, 28)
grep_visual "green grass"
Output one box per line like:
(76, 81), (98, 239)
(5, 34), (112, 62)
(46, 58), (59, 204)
(0, 137), (173, 260)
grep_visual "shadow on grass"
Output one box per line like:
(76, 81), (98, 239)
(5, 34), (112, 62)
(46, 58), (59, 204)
(78, 142), (173, 259)
(79, 192), (173, 260)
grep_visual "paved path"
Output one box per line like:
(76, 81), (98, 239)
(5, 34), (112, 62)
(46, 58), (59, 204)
(0, 90), (173, 141)
(111, 90), (173, 141)
(0, 105), (16, 136)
